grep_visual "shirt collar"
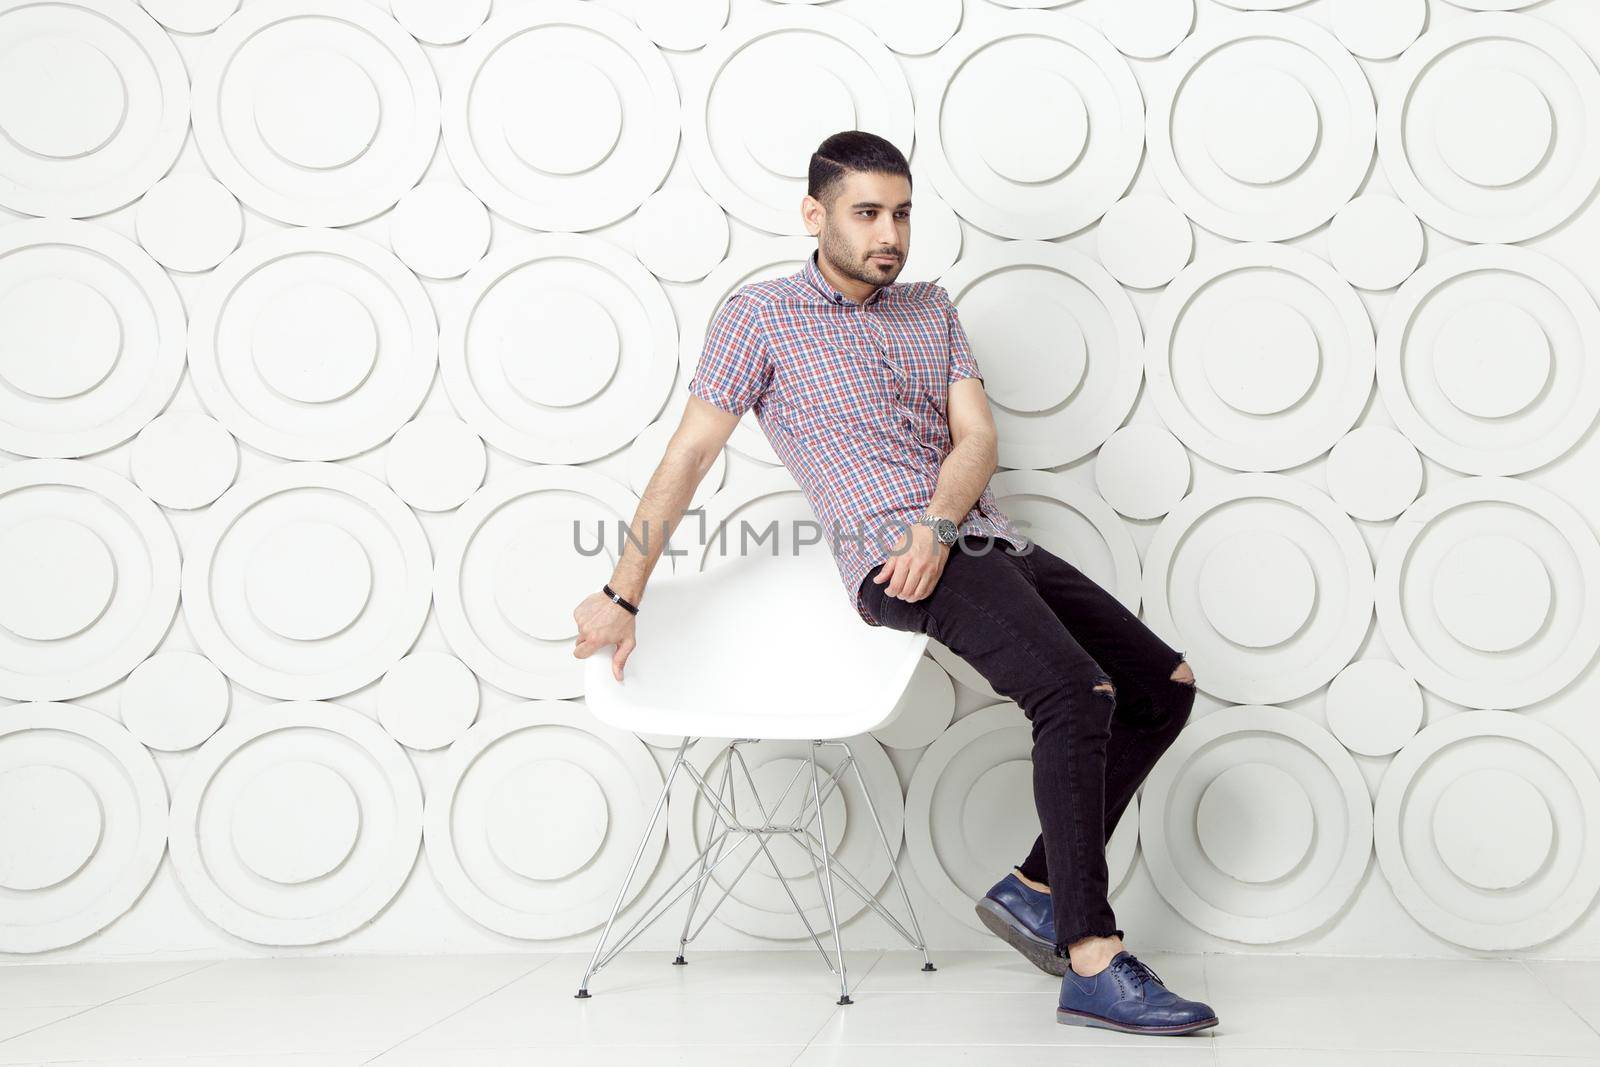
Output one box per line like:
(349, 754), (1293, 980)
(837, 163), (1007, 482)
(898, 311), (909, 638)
(802, 249), (889, 307)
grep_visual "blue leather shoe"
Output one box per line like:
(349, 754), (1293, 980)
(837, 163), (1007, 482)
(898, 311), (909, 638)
(974, 872), (1067, 976)
(1057, 950), (1219, 1035)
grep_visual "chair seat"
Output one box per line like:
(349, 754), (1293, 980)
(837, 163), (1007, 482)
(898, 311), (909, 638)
(584, 550), (928, 740)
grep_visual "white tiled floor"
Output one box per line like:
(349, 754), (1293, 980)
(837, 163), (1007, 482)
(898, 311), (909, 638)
(0, 949), (1597, 1065)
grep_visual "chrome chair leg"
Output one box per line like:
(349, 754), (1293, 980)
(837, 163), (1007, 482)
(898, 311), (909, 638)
(839, 739), (936, 973)
(576, 735), (693, 999)
(674, 745), (735, 965)
(810, 740), (853, 1005)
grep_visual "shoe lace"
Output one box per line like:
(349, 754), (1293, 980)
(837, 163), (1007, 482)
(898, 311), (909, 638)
(1120, 954), (1164, 991)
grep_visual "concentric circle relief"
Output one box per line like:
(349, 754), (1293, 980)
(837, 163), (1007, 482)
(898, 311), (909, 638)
(906, 703), (1140, 935)
(1145, 242), (1375, 473)
(939, 240), (1142, 470)
(441, 233), (676, 465)
(1375, 477), (1600, 712)
(667, 734), (904, 938)
(0, 0), (188, 218)
(186, 227), (437, 462)
(442, 1), (678, 231)
(917, 13), (1143, 239)
(167, 700), (423, 946)
(684, 6), (914, 234)
(0, 702), (167, 953)
(1376, 709), (1600, 950)
(0, 220), (185, 459)
(1376, 244), (1600, 477)
(1380, 14), (1600, 243)
(424, 702), (665, 939)
(190, 0), (440, 226)
(0, 461), (180, 702)
(1139, 704), (1372, 944)
(433, 465), (646, 700)
(180, 463), (432, 701)
(1147, 14), (1376, 242)
(1142, 473), (1374, 707)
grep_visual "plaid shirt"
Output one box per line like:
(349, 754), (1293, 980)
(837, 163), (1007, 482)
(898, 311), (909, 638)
(688, 250), (1028, 626)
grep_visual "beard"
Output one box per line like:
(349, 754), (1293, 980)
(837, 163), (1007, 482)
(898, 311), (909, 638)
(819, 227), (904, 288)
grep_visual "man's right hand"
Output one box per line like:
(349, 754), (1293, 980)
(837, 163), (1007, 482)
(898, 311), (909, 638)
(573, 592), (638, 681)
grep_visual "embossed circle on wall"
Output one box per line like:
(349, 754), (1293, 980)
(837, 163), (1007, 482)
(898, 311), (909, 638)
(0, 0), (188, 218)
(433, 465), (645, 700)
(181, 463), (432, 701)
(917, 13), (1142, 239)
(189, 0), (440, 226)
(666, 734), (903, 938)
(442, 233), (677, 464)
(442, 1), (678, 232)
(1376, 244), (1600, 477)
(684, 6), (914, 234)
(939, 240), (1142, 470)
(167, 700), (422, 946)
(1142, 473), (1373, 707)
(119, 651), (230, 753)
(187, 228), (437, 462)
(0, 461), (180, 702)
(135, 172), (244, 274)
(1375, 477), (1600, 712)
(424, 702), (665, 939)
(130, 411), (239, 512)
(1141, 704), (1371, 943)
(1380, 14), (1600, 243)
(1376, 709), (1600, 950)
(0, 220), (185, 459)
(907, 703), (1140, 933)
(0, 702), (167, 953)
(1145, 242), (1375, 473)
(1147, 14), (1376, 241)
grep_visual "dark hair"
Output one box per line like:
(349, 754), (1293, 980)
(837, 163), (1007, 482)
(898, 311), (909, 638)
(807, 130), (912, 207)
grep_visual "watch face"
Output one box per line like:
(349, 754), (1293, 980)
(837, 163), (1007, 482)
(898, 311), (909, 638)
(934, 518), (958, 544)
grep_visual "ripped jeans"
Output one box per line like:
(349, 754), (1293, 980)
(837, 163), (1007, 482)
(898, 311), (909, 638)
(858, 535), (1196, 951)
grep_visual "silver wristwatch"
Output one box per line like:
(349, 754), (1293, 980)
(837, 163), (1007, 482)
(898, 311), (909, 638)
(916, 513), (959, 546)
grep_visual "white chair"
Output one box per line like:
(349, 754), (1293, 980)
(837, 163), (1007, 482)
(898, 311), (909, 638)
(576, 548), (936, 1005)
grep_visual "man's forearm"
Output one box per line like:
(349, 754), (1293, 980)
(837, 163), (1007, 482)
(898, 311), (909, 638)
(607, 448), (710, 604)
(927, 431), (998, 525)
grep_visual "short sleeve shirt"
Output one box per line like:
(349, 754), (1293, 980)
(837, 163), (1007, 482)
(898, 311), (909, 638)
(688, 250), (1028, 626)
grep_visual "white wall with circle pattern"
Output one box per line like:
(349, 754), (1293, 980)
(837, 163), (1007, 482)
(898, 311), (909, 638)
(3, 0), (1600, 963)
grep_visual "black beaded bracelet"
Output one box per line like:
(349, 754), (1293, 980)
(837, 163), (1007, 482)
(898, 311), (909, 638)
(602, 583), (639, 615)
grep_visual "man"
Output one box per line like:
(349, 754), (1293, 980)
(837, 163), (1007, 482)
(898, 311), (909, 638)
(573, 131), (1217, 1036)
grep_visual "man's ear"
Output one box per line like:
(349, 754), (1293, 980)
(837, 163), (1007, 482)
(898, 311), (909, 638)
(801, 194), (824, 236)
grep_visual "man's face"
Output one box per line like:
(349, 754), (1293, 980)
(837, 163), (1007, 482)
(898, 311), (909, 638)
(805, 170), (912, 288)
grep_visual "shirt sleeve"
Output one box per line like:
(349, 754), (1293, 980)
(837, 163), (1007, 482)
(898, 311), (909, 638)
(688, 291), (773, 416)
(941, 286), (983, 387)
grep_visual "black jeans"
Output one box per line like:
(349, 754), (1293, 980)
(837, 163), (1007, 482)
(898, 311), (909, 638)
(858, 535), (1196, 951)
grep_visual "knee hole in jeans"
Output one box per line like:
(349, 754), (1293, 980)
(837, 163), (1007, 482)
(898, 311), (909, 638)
(1170, 658), (1195, 687)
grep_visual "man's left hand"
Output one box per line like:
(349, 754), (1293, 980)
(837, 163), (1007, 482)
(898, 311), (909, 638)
(872, 522), (950, 603)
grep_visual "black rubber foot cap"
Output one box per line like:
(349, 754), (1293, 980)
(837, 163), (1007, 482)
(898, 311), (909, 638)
(922, 962), (937, 971)
(837, 994), (854, 1005)
(672, 956), (687, 965)
(574, 989), (590, 999)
